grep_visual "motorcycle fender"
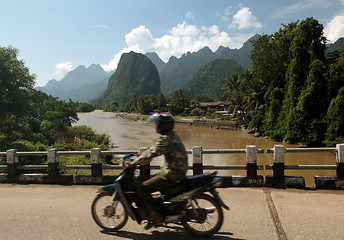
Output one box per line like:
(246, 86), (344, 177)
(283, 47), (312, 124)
(97, 183), (139, 222)
(96, 183), (116, 194)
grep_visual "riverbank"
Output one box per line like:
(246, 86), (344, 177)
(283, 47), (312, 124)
(112, 112), (241, 130)
(176, 119), (241, 130)
(74, 111), (338, 188)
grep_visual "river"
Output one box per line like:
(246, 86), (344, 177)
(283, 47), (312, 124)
(74, 110), (336, 187)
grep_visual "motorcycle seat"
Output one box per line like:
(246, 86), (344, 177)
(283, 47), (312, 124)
(163, 172), (214, 198)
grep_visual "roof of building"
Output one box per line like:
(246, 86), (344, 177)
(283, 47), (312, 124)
(191, 102), (230, 108)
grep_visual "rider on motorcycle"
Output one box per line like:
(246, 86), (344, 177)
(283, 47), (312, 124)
(124, 113), (188, 223)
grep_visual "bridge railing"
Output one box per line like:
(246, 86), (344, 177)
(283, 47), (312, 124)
(265, 144), (343, 189)
(0, 144), (343, 189)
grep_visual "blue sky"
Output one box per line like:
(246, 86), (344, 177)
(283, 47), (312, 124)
(1, 0), (344, 87)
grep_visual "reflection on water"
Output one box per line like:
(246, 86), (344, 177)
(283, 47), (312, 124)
(74, 110), (336, 187)
(74, 110), (159, 149)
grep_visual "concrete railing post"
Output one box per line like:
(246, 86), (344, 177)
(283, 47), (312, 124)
(192, 146), (203, 175)
(336, 144), (344, 178)
(47, 149), (59, 180)
(273, 145), (285, 188)
(139, 147), (150, 181)
(91, 148), (102, 177)
(246, 145), (257, 178)
(6, 149), (18, 183)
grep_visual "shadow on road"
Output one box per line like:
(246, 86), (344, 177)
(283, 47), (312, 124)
(101, 226), (245, 240)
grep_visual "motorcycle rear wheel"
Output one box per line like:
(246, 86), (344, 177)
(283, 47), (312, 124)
(181, 193), (224, 237)
(91, 192), (128, 231)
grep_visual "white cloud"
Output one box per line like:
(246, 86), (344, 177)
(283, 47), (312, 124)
(273, 0), (336, 18)
(54, 62), (73, 78)
(324, 14), (344, 42)
(185, 11), (194, 19)
(91, 25), (111, 29)
(101, 22), (247, 72)
(229, 7), (263, 30)
(125, 25), (155, 51)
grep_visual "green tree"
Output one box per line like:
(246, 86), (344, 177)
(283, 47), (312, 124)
(221, 73), (246, 115)
(325, 87), (344, 145)
(190, 108), (205, 116)
(69, 125), (110, 150)
(221, 69), (265, 122)
(126, 95), (156, 114)
(0, 47), (36, 149)
(284, 60), (327, 144)
(0, 47), (35, 113)
(155, 93), (169, 112)
(72, 102), (95, 112)
(278, 18), (326, 143)
(136, 96), (154, 114)
(249, 18), (328, 144)
(169, 90), (190, 114)
(327, 53), (344, 101)
(126, 95), (139, 112)
(249, 23), (298, 136)
(103, 100), (120, 112)
(0, 46), (80, 150)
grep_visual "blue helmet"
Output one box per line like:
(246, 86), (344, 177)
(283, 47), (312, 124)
(147, 113), (174, 134)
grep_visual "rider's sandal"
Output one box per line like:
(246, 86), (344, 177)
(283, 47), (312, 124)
(144, 220), (164, 230)
(144, 222), (155, 230)
(144, 216), (164, 230)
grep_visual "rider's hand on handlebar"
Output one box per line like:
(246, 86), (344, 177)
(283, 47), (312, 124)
(123, 161), (134, 167)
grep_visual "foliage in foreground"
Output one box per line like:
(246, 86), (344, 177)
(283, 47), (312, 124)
(0, 46), (109, 155)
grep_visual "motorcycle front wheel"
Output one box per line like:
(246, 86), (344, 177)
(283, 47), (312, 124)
(91, 192), (128, 231)
(181, 193), (224, 237)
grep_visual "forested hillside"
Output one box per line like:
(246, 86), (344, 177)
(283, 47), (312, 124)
(150, 35), (258, 95)
(183, 59), (242, 99)
(95, 51), (160, 105)
(35, 34), (342, 104)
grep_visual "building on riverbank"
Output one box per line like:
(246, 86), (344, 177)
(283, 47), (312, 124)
(190, 102), (230, 112)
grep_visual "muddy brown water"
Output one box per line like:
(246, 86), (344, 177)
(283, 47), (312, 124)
(74, 110), (336, 187)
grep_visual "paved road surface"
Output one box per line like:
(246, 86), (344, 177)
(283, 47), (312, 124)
(0, 184), (343, 240)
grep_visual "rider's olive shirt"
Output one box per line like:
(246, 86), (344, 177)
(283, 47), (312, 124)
(131, 130), (188, 182)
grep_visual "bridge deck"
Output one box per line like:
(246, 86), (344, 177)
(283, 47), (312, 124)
(0, 185), (343, 240)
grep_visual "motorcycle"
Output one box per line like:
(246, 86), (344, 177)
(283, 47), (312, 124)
(91, 154), (229, 237)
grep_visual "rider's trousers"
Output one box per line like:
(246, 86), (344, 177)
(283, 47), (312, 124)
(137, 174), (177, 213)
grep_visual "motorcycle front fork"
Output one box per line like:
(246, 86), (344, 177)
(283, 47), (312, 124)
(111, 190), (119, 208)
